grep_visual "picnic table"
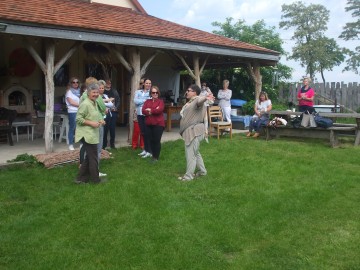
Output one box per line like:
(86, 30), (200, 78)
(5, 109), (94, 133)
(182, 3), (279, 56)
(265, 110), (360, 147)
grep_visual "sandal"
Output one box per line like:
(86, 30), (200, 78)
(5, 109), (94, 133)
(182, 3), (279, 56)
(178, 176), (193, 181)
(194, 172), (207, 178)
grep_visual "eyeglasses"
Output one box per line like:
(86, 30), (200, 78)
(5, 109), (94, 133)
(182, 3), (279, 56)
(151, 92), (158, 94)
(72, 81), (79, 84)
(186, 89), (195, 92)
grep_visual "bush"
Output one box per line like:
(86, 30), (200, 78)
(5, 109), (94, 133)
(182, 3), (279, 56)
(242, 100), (255, 115)
(7, 153), (37, 164)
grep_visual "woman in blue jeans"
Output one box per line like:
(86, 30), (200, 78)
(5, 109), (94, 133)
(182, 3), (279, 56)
(65, 77), (81, 150)
(247, 91), (272, 138)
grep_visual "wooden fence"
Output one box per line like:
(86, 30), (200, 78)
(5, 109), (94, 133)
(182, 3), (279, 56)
(278, 82), (360, 112)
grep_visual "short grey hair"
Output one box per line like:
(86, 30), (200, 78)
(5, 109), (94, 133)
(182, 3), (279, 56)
(98, 80), (106, 86)
(87, 83), (99, 94)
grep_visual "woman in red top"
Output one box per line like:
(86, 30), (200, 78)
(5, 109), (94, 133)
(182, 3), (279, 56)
(142, 86), (165, 162)
(297, 77), (315, 113)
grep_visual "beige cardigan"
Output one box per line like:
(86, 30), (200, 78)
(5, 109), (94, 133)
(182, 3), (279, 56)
(179, 96), (207, 145)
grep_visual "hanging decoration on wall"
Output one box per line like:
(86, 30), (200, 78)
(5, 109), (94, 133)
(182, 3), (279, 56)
(8, 48), (36, 77)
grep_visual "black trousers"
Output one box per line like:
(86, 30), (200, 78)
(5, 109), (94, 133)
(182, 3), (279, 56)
(137, 115), (151, 154)
(103, 111), (118, 148)
(145, 125), (164, 159)
(77, 138), (100, 183)
(299, 105), (315, 114)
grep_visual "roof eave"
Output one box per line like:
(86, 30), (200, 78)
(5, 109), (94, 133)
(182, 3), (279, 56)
(0, 21), (280, 64)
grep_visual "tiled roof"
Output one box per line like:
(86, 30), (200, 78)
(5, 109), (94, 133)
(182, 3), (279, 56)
(0, 0), (279, 56)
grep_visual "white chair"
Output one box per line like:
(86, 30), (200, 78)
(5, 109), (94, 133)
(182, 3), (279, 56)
(58, 114), (69, 144)
(52, 115), (62, 140)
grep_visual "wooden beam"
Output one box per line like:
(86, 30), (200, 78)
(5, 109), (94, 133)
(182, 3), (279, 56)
(140, 50), (162, 77)
(174, 51), (196, 79)
(54, 41), (81, 74)
(111, 45), (133, 74)
(199, 55), (209, 74)
(23, 38), (46, 73)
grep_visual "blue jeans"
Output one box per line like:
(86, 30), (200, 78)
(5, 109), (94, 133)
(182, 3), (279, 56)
(68, 112), (77, 145)
(249, 117), (269, 133)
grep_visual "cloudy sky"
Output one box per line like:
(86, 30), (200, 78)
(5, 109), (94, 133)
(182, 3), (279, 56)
(139, 0), (359, 83)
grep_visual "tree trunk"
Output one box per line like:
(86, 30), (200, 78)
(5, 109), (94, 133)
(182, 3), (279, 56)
(246, 62), (262, 99)
(44, 39), (55, 153)
(193, 53), (201, 87)
(128, 47), (141, 141)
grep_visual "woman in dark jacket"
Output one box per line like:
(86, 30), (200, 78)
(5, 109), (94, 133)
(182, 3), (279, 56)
(142, 86), (165, 163)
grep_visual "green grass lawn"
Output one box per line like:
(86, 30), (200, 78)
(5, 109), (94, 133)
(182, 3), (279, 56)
(1, 135), (359, 269)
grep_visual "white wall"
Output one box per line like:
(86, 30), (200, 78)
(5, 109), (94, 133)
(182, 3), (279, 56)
(144, 66), (180, 103)
(92, 0), (137, 9)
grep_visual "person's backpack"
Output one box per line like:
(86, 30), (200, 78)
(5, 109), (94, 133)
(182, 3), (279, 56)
(314, 114), (333, 128)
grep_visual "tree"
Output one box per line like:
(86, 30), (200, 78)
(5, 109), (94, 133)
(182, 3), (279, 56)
(339, 0), (360, 74)
(279, 1), (337, 80)
(312, 37), (345, 84)
(210, 18), (292, 100)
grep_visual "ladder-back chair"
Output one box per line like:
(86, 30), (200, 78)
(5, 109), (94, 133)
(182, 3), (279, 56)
(208, 106), (232, 139)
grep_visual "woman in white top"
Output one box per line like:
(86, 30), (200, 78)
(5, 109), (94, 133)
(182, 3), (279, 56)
(247, 91), (272, 138)
(217, 79), (232, 123)
(65, 77), (81, 150)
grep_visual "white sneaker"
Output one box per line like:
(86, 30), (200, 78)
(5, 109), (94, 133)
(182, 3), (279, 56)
(138, 150), (146, 156)
(142, 152), (152, 158)
(99, 172), (107, 177)
(69, 145), (75, 151)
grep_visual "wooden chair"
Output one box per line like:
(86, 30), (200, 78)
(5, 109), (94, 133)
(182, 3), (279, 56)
(208, 106), (232, 139)
(0, 107), (17, 146)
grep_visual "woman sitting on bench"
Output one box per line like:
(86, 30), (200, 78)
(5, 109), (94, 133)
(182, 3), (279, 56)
(247, 91), (272, 138)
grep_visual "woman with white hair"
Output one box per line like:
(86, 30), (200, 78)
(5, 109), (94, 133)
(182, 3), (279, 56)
(74, 83), (105, 184)
(217, 79), (232, 125)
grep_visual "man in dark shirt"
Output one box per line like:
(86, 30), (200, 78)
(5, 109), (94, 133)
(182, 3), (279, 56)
(103, 79), (120, 149)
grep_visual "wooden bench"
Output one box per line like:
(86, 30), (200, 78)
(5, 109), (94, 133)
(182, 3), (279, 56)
(265, 110), (360, 147)
(265, 124), (357, 147)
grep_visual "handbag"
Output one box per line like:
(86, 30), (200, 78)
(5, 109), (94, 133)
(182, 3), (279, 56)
(301, 111), (317, 127)
(301, 113), (310, 127)
(309, 113), (317, 127)
(314, 114), (333, 128)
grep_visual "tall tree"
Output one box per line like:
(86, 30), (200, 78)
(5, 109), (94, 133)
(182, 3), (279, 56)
(339, 0), (360, 74)
(312, 37), (345, 84)
(279, 1), (331, 79)
(211, 18), (291, 99)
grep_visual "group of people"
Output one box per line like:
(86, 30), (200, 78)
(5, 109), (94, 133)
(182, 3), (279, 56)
(134, 78), (165, 163)
(71, 75), (315, 183)
(65, 77), (120, 152)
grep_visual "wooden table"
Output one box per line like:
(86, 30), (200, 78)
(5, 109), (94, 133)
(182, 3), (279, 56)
(268, 110), (360, 146)
(12, 121), (36, 142)
(165, 105), (182, 132)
